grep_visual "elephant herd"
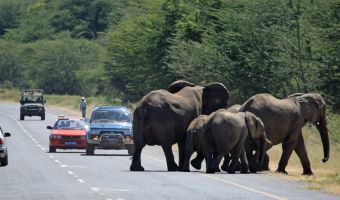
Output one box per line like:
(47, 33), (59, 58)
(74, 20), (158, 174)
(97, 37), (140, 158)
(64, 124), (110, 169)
(130, 80), (330, 175)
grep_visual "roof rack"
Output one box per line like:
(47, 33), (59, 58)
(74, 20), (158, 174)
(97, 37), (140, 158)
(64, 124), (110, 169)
(21, 89), (44, 96)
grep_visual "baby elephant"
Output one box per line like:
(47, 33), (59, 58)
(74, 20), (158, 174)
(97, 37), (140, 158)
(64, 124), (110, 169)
(184, 110), (270, 174)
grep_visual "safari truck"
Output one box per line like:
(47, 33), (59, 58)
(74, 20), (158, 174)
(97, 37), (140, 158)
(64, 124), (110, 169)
(20, 89), (46, 120)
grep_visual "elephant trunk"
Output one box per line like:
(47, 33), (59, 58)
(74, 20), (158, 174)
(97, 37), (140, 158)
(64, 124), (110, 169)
(316, 119), (330, 163)
(257, 132), (270, 164)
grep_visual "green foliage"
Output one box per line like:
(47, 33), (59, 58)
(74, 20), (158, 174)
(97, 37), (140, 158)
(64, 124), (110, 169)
(0, 0), (338, 111)
(23, 39), (107, 96)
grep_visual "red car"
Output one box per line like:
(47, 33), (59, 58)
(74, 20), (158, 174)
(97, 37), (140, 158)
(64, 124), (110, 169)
(47, 116), (86, 152)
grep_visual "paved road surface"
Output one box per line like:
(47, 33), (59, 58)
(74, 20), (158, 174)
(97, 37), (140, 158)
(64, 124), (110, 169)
(0, 102), (339, 200)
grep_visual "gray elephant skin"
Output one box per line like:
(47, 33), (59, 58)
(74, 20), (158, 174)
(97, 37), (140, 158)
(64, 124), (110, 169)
(130, 80), (229, 171)
(183, 110), (270, 174)
(240, 93), (329, 175)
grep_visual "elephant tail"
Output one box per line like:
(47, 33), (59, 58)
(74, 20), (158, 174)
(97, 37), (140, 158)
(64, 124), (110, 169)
(133, 107), (147, 146)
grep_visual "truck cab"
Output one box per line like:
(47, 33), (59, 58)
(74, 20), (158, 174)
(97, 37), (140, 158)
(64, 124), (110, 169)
(86, 106), (134, 155)
(20, 89), (46, 120)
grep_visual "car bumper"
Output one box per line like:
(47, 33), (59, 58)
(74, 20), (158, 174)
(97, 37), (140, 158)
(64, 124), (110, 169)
(21, 109), (44, 116)
(87, 134), (133, 149)
(0, 148), (7, 158)
(50, 139), (86, 149)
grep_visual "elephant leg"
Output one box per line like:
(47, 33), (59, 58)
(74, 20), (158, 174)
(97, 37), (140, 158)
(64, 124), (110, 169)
(191, 152), (204, 170)
(276, 133), (299, 175)
(221, 153), (231, 172)
(228, 142), (244, 174)
(182, 142), (194, 172)
(240, 148), (250, 174)
(161, 145), (178, 171)
(209, 153), (223, 173)
(295, 133), (313, 175)
(130, 140), (146, 171)
(261, 153), (270, 171)
(177, 140), (186, 171)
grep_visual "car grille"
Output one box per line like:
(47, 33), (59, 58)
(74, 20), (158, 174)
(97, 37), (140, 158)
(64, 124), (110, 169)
(61, 136), (82, 140)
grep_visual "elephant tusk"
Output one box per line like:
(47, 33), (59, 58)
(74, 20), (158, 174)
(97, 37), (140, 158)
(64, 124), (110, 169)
(265, 138), (271, 144)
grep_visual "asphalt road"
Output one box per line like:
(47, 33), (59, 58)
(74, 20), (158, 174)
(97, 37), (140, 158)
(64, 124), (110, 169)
(0, 102), (339, 200)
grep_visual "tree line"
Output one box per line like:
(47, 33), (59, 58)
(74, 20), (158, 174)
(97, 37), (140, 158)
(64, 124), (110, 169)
(0, 0), (339, 111)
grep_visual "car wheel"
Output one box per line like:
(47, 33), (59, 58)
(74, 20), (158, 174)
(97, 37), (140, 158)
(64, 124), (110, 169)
(1, 154), (8, 166)
(20, 114), (24, 120)
(41, 114), (45, 120)
(126, 144), (134, 156)
(49, 146), (56, 153)
(86, 144), (95, 155)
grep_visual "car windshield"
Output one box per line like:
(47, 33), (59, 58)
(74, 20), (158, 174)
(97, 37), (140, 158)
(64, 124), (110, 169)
(53, 119), (85, 130)
(91, 110), (131, 123)
(21, 95), (44, 104)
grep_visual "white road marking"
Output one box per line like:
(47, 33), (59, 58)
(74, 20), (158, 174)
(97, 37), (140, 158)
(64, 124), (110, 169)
(67, 171), (74, 175)
(41, 148), (46, 150)
(61, 164), (89, 168)
(77, 179), (85, 183)
(145, 154), (285, 200)
(49, 155), (54, 158)
(54, 160), (60, 163)
(90, 187), (131, 192)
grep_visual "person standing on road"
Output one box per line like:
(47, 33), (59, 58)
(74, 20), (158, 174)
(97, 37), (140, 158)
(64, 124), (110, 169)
(80, 97), (87, 118)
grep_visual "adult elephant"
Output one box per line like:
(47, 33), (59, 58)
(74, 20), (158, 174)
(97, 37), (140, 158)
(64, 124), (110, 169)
(130, 80), (229, 171)
(183, 110), (270, 173)
(240, 93), (329, 175)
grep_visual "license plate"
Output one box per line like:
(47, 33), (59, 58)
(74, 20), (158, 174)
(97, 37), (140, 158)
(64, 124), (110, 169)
(107, 138), (116, 142)
(65, 141), (77, 145)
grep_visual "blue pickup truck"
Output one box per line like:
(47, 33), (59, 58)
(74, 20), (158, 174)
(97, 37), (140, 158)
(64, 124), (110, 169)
(85, 106), (134, 155)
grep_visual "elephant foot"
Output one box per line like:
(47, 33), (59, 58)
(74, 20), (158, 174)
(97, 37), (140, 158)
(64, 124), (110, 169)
(130, 164), (145, 171)
(241, 169), (250, 174)
(190, 158), (202, 170)
(276, 168), (288, 175)
(221, 163), (229, 172)
(206, 168), (216, 174)
(179, 167), (190, 172)
(167, 163), (178, 171)
(302, 169), (313, 176)
(227, 169), (236, 174)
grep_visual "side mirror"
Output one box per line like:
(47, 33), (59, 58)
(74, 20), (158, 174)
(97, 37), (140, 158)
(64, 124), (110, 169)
(20, 100), (23, 105)
(4, 132), (11, 137)
(46, 126), (53, 130)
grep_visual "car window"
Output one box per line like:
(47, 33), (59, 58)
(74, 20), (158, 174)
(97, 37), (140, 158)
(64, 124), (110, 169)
(53, 119), (85, 130)
(92, 110), (131, 123)
(22, 95), (43, 104)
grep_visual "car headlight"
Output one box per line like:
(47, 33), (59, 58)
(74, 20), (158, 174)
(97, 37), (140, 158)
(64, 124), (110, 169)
(90, 129), (101, 135)
(50, 134), (62, 139)
(124, 129), (133, 135)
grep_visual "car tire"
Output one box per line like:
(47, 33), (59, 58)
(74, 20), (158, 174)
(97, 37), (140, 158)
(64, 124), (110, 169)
(41, 114), (45, 120)
(20, 114), (24, 120)
(1, 154), (8, 166)
(86, 144), (95, 155)
(49, 146), (56, 153)
(126, 144), (134, 156)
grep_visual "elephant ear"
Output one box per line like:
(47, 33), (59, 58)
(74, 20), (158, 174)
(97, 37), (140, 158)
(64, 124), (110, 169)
(167, 80), (196, 93)
(245, 112), (257, 139)
(202, 82), (229, 114)
(296, 93), (326, 123)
